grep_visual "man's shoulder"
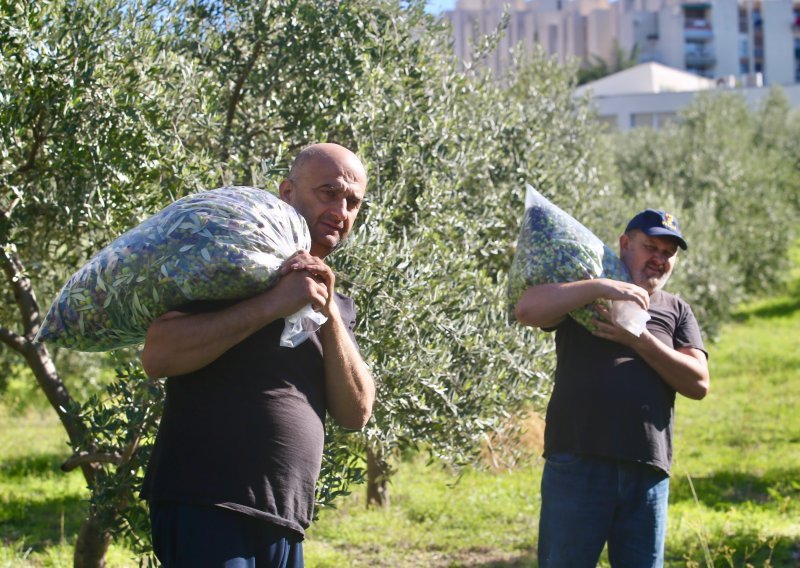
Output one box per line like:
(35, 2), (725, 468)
(334, 292), (357, 319)
(334, 291), (354, 306)
(652, 289), (692, 310)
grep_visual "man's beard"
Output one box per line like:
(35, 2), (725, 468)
(637, 265), (672, 293)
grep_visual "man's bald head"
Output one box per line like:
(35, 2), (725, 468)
(280, 143), (367, 258)
(288, 143), (367, 184)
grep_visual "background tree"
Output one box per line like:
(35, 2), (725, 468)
(0, 1), (205, 564)
(610, 89), (800, 338)
(577, 40), (641, 85)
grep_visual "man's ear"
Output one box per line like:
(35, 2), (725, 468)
(278, 179), (294, 204)
(619, 232), (631, 251)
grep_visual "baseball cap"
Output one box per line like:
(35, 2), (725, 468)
(625, 209), (688, 250)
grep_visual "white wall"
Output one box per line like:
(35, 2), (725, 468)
(762, 0), (795, 85)
(658, 4), (685, 69)
(586, 9), (616, 61)
(711, 0), (741, 78)
(588, 84), (800, 130)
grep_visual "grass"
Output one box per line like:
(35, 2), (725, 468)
(1, 251), (799, 566)
(0, 408), (139, 567)
(664, 254), (800, 568)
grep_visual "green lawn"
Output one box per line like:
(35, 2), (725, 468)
(2, 261), (799, 566)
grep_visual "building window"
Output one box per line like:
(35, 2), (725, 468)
(655, 113), (677, 128)
(596, 115), (618, 129)
(630, 113), (677, 130)
(631, 113), (656, 128)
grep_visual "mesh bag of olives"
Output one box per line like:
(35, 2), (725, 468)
(508, 185), (631, 330)
(36, 186), (325, 352)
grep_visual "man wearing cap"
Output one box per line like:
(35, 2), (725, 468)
(515, 209), (710, 567)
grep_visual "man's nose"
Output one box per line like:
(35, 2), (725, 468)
(652, 251), (669, 264)
(329, 198), (347, 220)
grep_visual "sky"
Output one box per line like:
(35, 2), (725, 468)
(425, 0), (456, 14)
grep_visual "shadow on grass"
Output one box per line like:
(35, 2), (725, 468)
(434, 552), (536, 568)
(0, 452), (68, 479)
(0, 492), (86, 551)
(671, 467), (800, 507)
(473, 558), (536, 567)
(670, 529), (800, 568)
(734, 292), (800, 321)
(0, 452), (87, 551)
(465, 559), (535, 567)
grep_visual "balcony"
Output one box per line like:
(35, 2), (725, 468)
(684, 18), (713, 41)
(685, 46), (716, 67)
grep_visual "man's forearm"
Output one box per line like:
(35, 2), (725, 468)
(515, 279), (651, 329)
(319, 306), (375, 430)
(141, 292), (284, 378)
(632, 333), (710, 400)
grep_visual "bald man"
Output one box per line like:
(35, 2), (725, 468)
(140, 144), (375, 567)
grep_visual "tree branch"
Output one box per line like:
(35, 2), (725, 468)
(1, 245), (42, 338)
(13, 106), (48, 177)
(0, 324), (26, 353)
(220, 40), (264, 161)
(62, 451), (122, 472)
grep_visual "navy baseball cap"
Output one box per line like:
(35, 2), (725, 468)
(625, 209), (688, 250)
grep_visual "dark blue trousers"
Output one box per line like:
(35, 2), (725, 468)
(149, 502), (304, 567)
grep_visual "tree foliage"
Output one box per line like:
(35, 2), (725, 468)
(576, 40), (641, 86)
(610, 89), (800, 338)
(1, 1), (201, 564)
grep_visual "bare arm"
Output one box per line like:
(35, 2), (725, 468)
(141, 266), (328, 379)
(592, 306), (710, 400)
(319, 300), (375, 429)
(284, 251), (375, 430)
(514, 279), (650, 329)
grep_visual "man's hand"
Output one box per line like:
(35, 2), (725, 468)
(279, 251), (374, 429)
(591, 304), (640, 348)
(279, 250), (336, 316)
(141, 252), (329, 378)
(594, 279), (650, 311)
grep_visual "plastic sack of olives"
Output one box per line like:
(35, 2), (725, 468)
(508, 184), (631, 330)
(35, 186), (325, 352)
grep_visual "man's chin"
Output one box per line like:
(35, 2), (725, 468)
(633, 276), (662, 294)
(311, 236), (341, 257)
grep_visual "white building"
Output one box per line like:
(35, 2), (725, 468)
(576, 61), (800, 129)
(444, 0), (800, 86)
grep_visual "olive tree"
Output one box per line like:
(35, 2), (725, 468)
(0, 1), (204, 565)
(148, 0), (567, 507)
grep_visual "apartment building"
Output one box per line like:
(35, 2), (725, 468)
(444, 0), (800, 85)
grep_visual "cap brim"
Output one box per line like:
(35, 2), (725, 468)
(643, 228), (688, 250)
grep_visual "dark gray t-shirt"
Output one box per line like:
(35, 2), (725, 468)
(141, 293), (358, 538)
(543, 290), (706, 474)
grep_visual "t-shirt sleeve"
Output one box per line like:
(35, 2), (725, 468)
(675, 302), (708, 359)
(335, 293), (359, 348)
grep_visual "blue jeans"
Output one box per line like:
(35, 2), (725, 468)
(150, 502), (304, 567)
(538, 453), (670, 568)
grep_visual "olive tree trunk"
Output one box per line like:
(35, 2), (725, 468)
(366, 446), (390, 508)
(1, 247), (111, 567)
